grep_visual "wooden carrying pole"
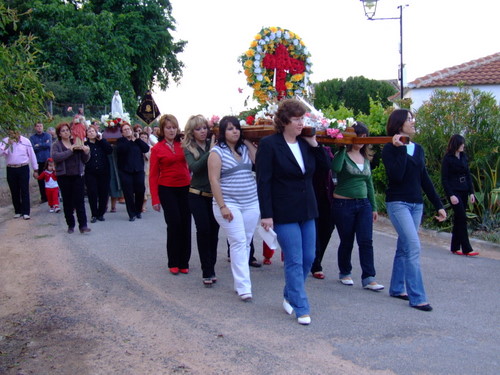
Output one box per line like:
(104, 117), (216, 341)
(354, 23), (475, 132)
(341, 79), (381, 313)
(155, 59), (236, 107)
(216, 125), (408, 145)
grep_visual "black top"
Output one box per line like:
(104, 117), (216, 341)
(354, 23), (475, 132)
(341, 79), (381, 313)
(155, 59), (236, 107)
(115, 137), (150, 173)
(256, 133), (329, 224)
(84, 138), (113, 173)
(441, 152), (474, 197)
(382, 142), (443, 211)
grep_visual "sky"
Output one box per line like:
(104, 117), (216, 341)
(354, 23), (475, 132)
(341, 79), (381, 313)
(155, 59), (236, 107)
(151, 0), (499, 127)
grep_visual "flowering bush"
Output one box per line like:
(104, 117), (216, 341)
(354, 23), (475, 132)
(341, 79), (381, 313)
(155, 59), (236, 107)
(239, 26), (312, 104)
(100, 112), (131, 128)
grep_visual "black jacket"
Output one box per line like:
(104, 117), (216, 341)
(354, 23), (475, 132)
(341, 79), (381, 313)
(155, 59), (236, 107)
(115, 137), (149, 173)
(441, 152), (474, 197)
(256, 133), (329, 224)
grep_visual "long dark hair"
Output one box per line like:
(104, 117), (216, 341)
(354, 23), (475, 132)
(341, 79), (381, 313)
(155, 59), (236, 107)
(386, 109), (413, 136)
(446, 134), (465, 155)
(347, 122), (369, 157)
(218, 116), (243, 155)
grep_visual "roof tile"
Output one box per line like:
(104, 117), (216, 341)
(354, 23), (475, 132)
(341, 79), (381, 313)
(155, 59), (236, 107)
(408, 52), (500, 88)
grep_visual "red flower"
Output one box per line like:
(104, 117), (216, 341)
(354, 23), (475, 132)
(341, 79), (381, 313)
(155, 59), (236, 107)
(246, 115), (255, 125)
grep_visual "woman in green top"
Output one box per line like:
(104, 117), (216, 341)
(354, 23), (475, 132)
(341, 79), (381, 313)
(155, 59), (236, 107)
(182, 115), (219, 286)
(331, 122), (383, 291)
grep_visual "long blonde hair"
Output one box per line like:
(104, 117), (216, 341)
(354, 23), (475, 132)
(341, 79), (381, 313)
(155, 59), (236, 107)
(182, 115), (208, 160)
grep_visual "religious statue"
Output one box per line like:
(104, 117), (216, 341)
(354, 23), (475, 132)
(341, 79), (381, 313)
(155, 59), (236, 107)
(111, 90), (124, 117)
(71, 115), (87, 147)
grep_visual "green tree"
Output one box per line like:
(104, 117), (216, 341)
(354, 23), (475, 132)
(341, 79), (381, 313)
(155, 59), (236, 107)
(0, 4), (53, 137)
(5, 0), (185, 111)
(313, 76), (396, 115)
(313, 78), (343, 110)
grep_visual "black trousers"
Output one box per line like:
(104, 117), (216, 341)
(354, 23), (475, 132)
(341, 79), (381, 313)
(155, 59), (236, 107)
(450, 190), (473, 253)
(311, 196), (335, 273)
(85, 170), (110, 218)
(37, 162), (47, 201)
(58, 174), (87, 229)
(6, 165), (31, 215)
(189, 193), (219, 278)
(118, 170), (145, 219)
(159, 185), (191, 269)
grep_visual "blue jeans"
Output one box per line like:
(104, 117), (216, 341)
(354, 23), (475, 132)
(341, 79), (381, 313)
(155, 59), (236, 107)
(274, 219), (316, 317)
(333, 198), (375, 286)
(386, 201), (428, 305)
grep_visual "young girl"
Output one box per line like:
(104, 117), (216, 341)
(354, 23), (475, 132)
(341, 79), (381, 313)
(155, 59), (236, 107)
(37, 158), (60, 213)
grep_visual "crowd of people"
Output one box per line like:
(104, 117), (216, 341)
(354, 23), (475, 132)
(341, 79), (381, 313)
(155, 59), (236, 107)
(1, 100), (481, 325)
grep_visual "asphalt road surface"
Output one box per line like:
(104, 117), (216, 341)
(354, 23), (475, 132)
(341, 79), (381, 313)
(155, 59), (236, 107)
(1, 200), (499, 374)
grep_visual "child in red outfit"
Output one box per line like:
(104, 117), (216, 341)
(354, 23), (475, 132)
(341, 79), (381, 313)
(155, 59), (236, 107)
(37, 158), (60, 213)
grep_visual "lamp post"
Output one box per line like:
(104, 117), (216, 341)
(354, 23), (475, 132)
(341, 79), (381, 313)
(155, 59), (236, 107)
(359, 0), (408, 100)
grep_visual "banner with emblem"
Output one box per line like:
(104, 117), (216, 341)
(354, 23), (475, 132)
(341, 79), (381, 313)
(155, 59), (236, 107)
(136, 91), (160, 124)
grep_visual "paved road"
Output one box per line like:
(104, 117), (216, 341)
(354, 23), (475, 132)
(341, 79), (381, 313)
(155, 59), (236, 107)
(3, 200), (500, 374)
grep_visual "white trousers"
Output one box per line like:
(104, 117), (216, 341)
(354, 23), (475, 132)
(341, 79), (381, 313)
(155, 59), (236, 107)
(213, 202), (260, 296)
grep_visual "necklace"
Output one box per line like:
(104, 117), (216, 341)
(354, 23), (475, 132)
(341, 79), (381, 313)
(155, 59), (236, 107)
(165, 140), (175, 154)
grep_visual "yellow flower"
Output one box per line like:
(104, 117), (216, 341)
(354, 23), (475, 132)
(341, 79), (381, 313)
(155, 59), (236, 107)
(244, 69), (251, 77)
(253, 82), (261, 90)
(289, 31), (295, 38)
(291, 74), (304, 82)
(285, 82), (294, 90)
(255, 34), (262, 40)
(300, 40), (305, 46)
(264, 76), (271, 83)
(247, 77), (254, 83)
(250, 40), (257, 47)
(245, 49), (255, 57)
(244, 60), (253, 68)
(270, 26), (278, 33)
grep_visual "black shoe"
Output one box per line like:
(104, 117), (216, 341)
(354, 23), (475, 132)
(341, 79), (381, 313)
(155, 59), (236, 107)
(90, 217), (97, 223)
(67, 227), (74, 234)
(136, 213), (142, 219)
(249, 260), (262, 268)
(391, 294), (410, 301)
(79, 227), (91, 234)
(97, 216), (105, 221)
(129, 216), (136, 222)
(411, 304), (433, 312)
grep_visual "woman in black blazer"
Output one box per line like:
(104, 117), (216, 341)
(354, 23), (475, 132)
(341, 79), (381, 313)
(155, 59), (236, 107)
(441, 134), (478, 256)
(116, 122), (150, 221)
(256, 99), (328, 325)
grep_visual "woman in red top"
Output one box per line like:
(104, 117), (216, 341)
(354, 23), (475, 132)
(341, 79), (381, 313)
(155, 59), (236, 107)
(150, 114), (192, 275)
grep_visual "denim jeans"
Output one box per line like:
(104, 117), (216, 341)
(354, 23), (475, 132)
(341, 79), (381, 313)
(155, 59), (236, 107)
(386, 201), (428, 305)
(274, 219), (316, 317)
(333, 198), (376, 286)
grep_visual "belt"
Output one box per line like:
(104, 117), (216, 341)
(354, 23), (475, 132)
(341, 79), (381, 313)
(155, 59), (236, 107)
(189, 187), (213, 198)
(7, 163), (29, 168)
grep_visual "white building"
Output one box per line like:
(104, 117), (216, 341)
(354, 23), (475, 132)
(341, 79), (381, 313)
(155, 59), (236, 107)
(404, 52), (500, 110)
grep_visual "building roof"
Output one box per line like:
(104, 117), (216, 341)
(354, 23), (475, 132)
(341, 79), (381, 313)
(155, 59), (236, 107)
(408, 52), (500, 88)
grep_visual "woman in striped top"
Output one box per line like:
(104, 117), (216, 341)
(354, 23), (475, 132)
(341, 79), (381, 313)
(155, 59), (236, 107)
(208, 116), (259, 302)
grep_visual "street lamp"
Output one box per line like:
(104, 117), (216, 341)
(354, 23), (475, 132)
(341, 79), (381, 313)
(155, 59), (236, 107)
(359, 1), (408, 100)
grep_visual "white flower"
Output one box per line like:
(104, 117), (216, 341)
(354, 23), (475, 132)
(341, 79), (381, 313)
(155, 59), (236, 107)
(240, 120), (247, 126)
(255, 54), (261, 60)
(257, 74), (263, 81)
(253, 60), (261, 68)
